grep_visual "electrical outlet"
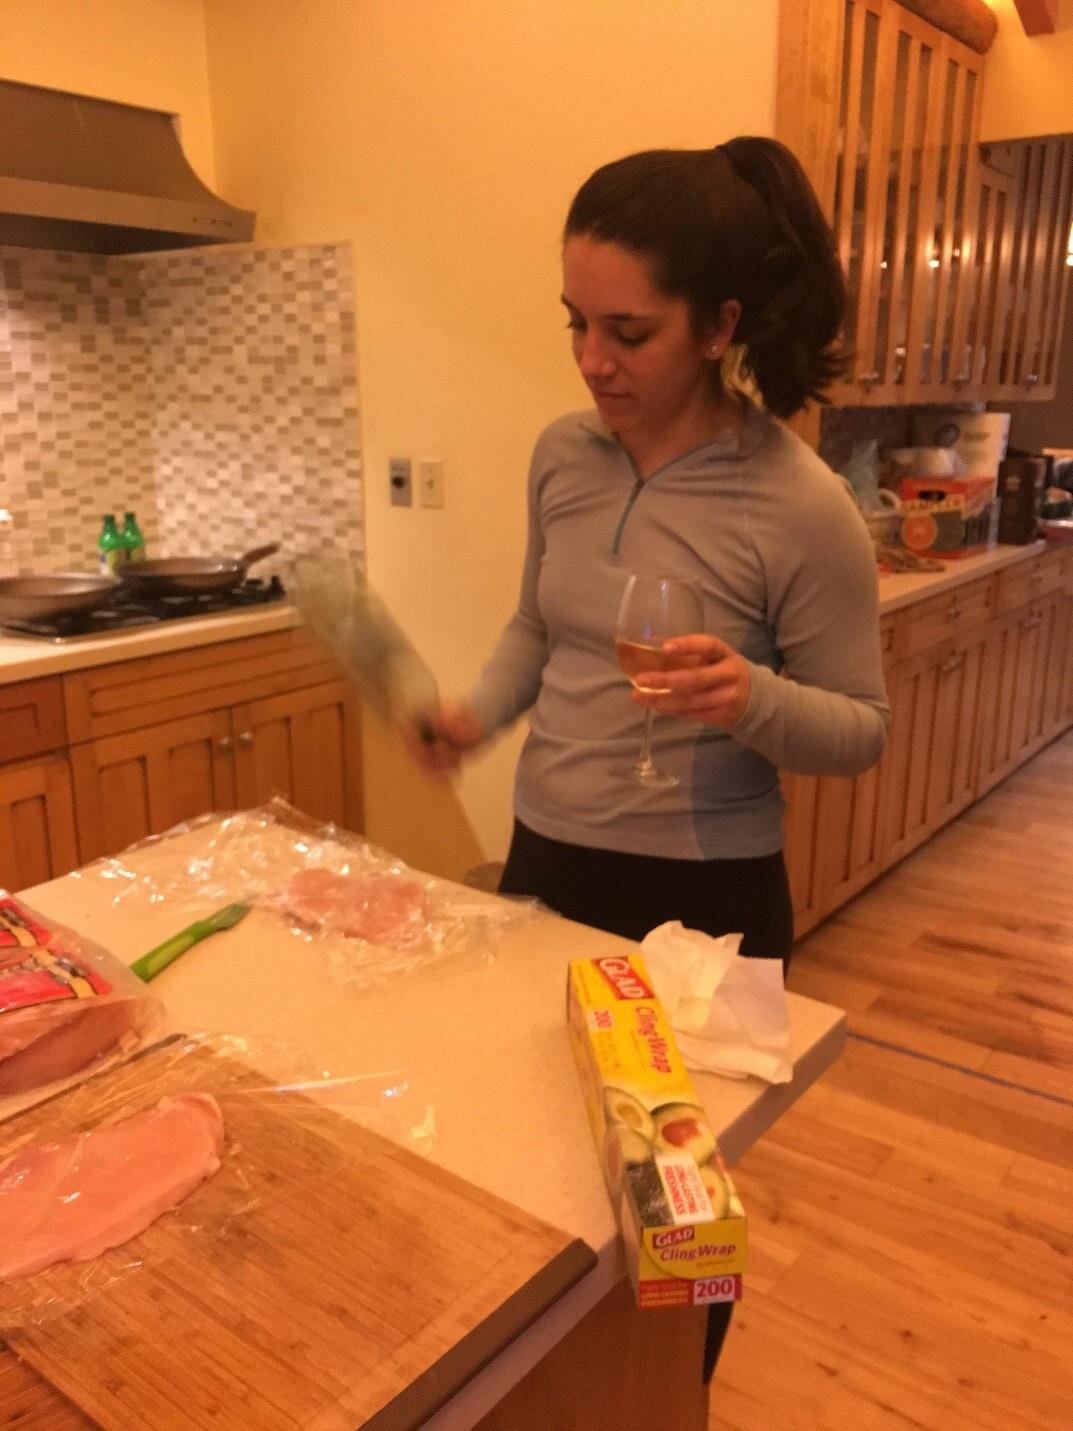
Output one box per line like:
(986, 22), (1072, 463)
(389, 456), (412, 507)
(418, 459), (445, 508)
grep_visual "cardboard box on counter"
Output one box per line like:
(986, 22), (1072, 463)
(898, 476), (998, 558)
(567, 953), (747, 1311)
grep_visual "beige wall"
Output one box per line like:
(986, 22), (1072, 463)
(2, 0), (216, 184)
(981, 1), (1073, 141)
(203, 0), (778, 872)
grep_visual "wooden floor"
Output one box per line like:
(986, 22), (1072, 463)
(711, 731), (1073, 1430)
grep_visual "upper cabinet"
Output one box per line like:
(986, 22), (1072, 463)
(779, 0), (1073, 407)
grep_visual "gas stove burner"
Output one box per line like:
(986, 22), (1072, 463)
(1, 576), (288, 643)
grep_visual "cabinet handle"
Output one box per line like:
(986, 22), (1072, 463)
(216, 736), (233, 752)
(939, 654), (965, 675)
(953, 371), (970, 386)
(1025, 373), (1040, 386)
(237, 731), (254, 747)
(857, 370), (880, 386)
(945, 605), (963, 621)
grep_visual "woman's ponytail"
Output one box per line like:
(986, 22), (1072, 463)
(717, 138), (848, 417)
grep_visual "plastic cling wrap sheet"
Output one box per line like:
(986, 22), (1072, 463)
(78, 799), (531, 988)
(1, 893), (164, 1111)
(0, 1031), (437, 1326)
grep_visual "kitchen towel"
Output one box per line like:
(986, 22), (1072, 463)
(640, 922), (792, 1084)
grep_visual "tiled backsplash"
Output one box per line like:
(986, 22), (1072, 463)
(0, 241), (364, 574)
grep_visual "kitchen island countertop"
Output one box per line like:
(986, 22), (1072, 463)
(14, 834), (844, 1429)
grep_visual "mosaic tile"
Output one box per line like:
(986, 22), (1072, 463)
(0, 241), (364, 576)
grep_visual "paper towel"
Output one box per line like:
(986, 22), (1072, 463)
(640, 922), (792, 1084)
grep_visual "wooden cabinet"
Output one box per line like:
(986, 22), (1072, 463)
(0, 754), (79, 891)
(977, 138), (1073, 402)
(830, 0), (985, 404)
(231, 681), (361, 829)
(884, 623), (990, 864)
(70, 710), (238, 861)
(786, 548), (1073, 939)
(0, 626), (364, 885)
(780, 0), (1073, 406)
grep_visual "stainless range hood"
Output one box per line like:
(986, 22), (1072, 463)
(0, 78), (255, 254)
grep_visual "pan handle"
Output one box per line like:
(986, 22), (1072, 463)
(238, 543), (280, 568)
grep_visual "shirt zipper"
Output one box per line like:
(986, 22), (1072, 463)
(610, 476), (644, 556)
(608, 431), (741, 556)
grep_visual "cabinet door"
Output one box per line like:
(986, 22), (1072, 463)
(1033, 589), (1069, 748)
(231, 681), (363, 832)
(813, 755), (890, 921)
(782, 771), (822, 939)
(0, 755), (80, 890)
(979, 137), (1073, 402)
(829, 1), (982, 404)
(975, 603), (1051, 796)
(70, 710), (237, 861)
(885, 626), (987, 863)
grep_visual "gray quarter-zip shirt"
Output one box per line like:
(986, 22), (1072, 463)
(468, 402), (890, 860)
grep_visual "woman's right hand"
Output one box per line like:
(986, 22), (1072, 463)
(406, 703), (485, 774)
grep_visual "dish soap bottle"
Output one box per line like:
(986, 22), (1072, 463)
(97, 514), (125, 574)
(120, 511), (146, 562)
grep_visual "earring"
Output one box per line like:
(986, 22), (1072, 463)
(708, 345), (723, 360)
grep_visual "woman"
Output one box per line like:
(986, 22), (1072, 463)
(418, 138), (889, 967)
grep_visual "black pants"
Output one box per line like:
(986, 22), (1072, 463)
(498, 820), (794, 967)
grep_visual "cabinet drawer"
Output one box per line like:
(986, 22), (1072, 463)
(0, 676), (68, 762)
(995, 552), (1066, 616)
(905, 576), (994, 656)
(63, 627), (341, 742)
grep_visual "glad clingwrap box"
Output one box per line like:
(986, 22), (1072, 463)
(567, 953), (747, 1310)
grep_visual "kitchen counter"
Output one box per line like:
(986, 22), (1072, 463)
(0, 545), (1048, 687)
(14, 832), (844, 1428)
(0, 603), (300, 685)
(877, 540), (1045, 615)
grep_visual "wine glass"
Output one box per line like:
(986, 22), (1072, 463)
(615, 573), (703, 788)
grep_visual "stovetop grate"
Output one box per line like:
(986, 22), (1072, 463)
(1, 576), (288, 643)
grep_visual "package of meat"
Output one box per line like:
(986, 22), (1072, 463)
(0, 893), (164, 1109)
(78, 798), (541, 989)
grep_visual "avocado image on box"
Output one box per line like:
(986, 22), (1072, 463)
(604, 1085), (656, 1140)
(651, 1101), (718, 1164)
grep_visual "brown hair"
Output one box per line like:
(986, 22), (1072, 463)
(563, 139), (847, 418)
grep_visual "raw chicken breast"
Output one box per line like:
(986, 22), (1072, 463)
(279, 868), (430, 947)
(0, 1093), (225, 1282)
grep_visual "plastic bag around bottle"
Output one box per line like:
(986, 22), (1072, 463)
(0, 1029), (437, 1326)
(1, 892), (164, 1115)
(75, 798), (534, 990)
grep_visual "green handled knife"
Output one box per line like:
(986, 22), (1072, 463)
(130, 902), (250, 983)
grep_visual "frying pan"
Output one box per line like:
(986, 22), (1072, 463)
(117, 543), (280, 596)
(0, 573), (120, 623)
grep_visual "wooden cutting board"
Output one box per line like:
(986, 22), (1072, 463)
(0, 1038), (595, 1430)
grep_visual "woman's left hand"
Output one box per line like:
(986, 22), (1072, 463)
(632, 634), (752, 729)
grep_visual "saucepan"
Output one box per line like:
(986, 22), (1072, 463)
(0, 573), (120, 624)
(117, 543), (280, 597)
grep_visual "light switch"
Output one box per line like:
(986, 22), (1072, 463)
(419, 459), (445, 508)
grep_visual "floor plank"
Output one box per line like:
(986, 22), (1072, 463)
(711, 731), (1073, 1429)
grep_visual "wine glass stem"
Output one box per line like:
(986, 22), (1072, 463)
(634, 708), (656, 777)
